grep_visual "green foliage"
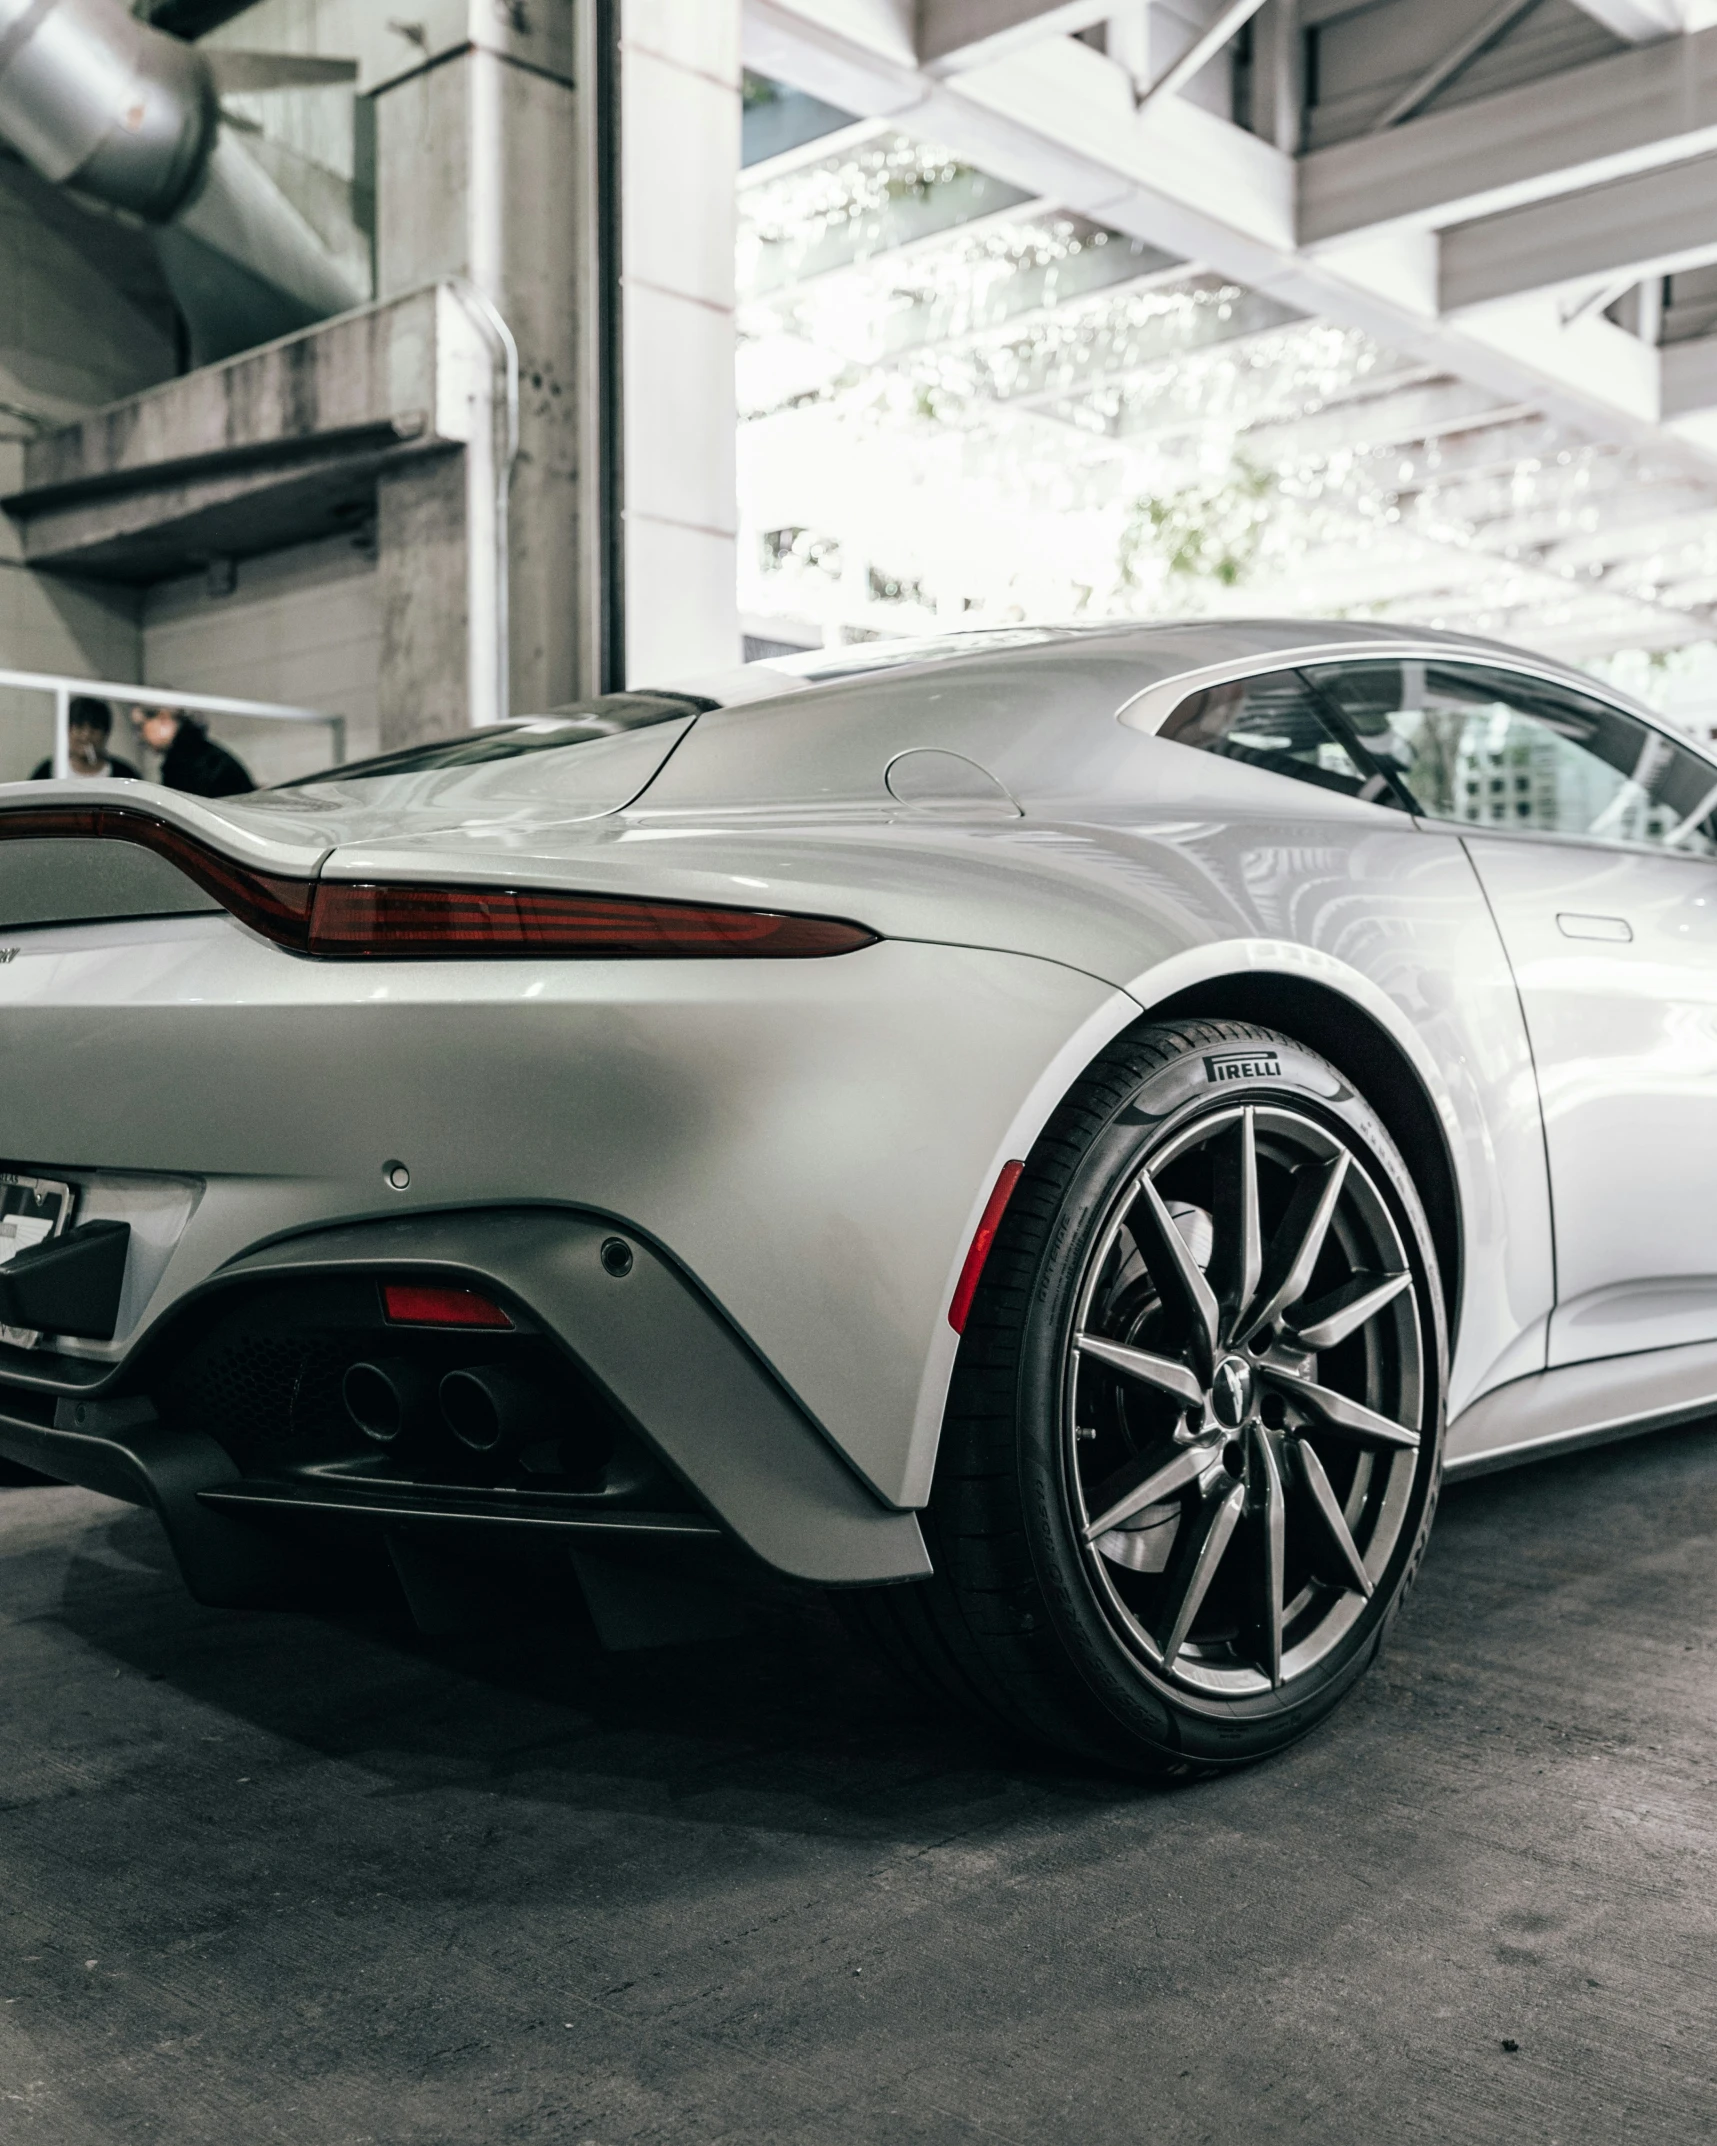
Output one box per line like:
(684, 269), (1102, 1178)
(1119, 461), (1275, 592)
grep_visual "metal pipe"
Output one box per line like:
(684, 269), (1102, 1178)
(454, 38), (519, 729)
(0, 0), (214, 217)
(575, 0), (625, 697)
(443, 279), (520, 731)
(0, 666), (343, 782)
(0, 667), (337, 726)
(0, 0), (361, 353)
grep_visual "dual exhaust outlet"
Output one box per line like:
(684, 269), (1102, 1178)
(341, 1356), (557, 1457)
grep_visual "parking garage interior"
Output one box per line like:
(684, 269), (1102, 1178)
(7, 2), (1717, 2140)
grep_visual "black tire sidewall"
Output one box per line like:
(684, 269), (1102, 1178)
(1009, 1023), (1448, 1771)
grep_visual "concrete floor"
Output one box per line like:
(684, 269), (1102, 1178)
(2, 1427), (1717, 2145)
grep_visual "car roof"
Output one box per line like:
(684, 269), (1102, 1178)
(668, 617), (1614, 711)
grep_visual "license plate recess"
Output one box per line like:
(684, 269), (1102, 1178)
(0, 1172), (74, 1348)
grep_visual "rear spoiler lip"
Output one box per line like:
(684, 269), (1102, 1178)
(0, 802), (324, 947)
(0, 778), (331, 880)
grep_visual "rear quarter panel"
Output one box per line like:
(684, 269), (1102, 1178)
(0, 914), (1129, 1505)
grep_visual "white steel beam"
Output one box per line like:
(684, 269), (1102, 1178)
(1440, 151), (1717, 312)
(1241, 377), (1530, 462)
(1299, 24), (1717, 249)
(741, 159), (1040, 298)
(1135, 0), (1270, 112)
(919, 0), (1113, 74)
(857, 248), (1189, 365)
(1529, 500), (1717, 573)
(1384, 415), (1568, 489)
(1565, 0), (1685, 37)
(1368, 0), (1543, 133)
(745, 0), (1717, 472)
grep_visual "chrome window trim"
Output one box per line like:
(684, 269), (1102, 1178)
(1114, 640), (1712, 773)
(1115, 641), (1717, 863)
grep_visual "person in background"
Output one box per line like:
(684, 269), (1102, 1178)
(29, 695), (141, 781)
(129, 704), (252, 797)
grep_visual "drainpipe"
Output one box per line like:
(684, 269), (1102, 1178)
(445, 278), (520, 732)
(456, 42), (517, 729)
(50, 680), (69, 781)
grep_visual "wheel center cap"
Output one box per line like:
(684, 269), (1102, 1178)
(1210, 1354), (1254, 1430)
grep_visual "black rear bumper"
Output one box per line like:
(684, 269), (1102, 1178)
(0, 1207), (930, 1596)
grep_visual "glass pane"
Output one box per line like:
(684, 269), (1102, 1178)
(275, 694), (713, 788)
(1158, 669), (1386, 801)
(1308, 661), (1717, 854)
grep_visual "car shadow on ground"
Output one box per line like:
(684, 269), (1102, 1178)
(47, 1496), (1139, 1842)
(38, 1411), (1717, 1844)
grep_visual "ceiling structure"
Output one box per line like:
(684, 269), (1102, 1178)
(736, 0), (1717, 684)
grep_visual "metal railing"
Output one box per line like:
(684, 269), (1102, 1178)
(0, 670), (344, 781)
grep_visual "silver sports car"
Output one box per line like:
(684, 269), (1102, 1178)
(1, 620), (1709, 1774)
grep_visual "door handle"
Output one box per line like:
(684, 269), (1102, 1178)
(1557, 912), (1633, 943)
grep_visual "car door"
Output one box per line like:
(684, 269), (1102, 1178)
(1116, 660), (1555, 1413)
(1309, 656), (1717, 1370)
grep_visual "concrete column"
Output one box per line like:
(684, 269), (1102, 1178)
(621, 0), (742, 685)
(371, 1), (588, 746)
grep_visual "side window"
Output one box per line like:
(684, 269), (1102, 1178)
(1157, 668), (1394, 804)
(1307, 660), (1717, 855)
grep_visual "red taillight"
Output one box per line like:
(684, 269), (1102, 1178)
(948, 1160), (1025, 1334)
(0, 809), (877, 959)
(307, 882), (876, 958)
(0, 805), (312, 943)
(382, 1283), (513, 1328)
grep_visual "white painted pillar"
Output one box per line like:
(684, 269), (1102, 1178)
(621, 0), (742, 684)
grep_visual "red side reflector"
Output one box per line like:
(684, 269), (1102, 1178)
(948, 1161), (1025, 1334)
(307, 882), (876, 959)
(383, 1283), (513, 1329)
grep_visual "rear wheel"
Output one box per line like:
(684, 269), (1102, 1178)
(862, 1019), (1447, 1775)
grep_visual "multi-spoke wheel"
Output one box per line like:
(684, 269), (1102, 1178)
(855, 1018), (1447, 1776)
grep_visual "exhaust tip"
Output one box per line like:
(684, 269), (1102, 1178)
(439, 1363), (555, 1454)
(343, 1358), (429, 1444)
(439, 1365), (506, 1452)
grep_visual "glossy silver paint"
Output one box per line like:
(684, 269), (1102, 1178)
(0, 617), (1711, 1555)
(1465, 833), (1717, 1367)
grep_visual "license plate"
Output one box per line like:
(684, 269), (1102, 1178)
(0, 1172), (74, 1348)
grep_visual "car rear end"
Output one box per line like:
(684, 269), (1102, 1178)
(0, 754), (1125, 1621)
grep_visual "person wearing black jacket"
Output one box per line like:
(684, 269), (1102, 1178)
(129, 705), (253, 797)
(29, 695), (142, 781)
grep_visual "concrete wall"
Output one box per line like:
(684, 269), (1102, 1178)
(374, 37), (585, 727)
(0, 557), (140, 787)
(0, 164), (179, 428)
(142, 534), (381, 785)
(622, 0), (742, 685)
(0, 153), (175, 784)
(0, 0), (746, 771)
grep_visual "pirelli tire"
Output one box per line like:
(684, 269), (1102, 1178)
(858, 1018), (1448, 1777)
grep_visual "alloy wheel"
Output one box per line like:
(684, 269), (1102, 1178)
(1064, 1099), (1427, 1698)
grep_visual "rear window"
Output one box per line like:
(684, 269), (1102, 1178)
(276, 692), (715, 787)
